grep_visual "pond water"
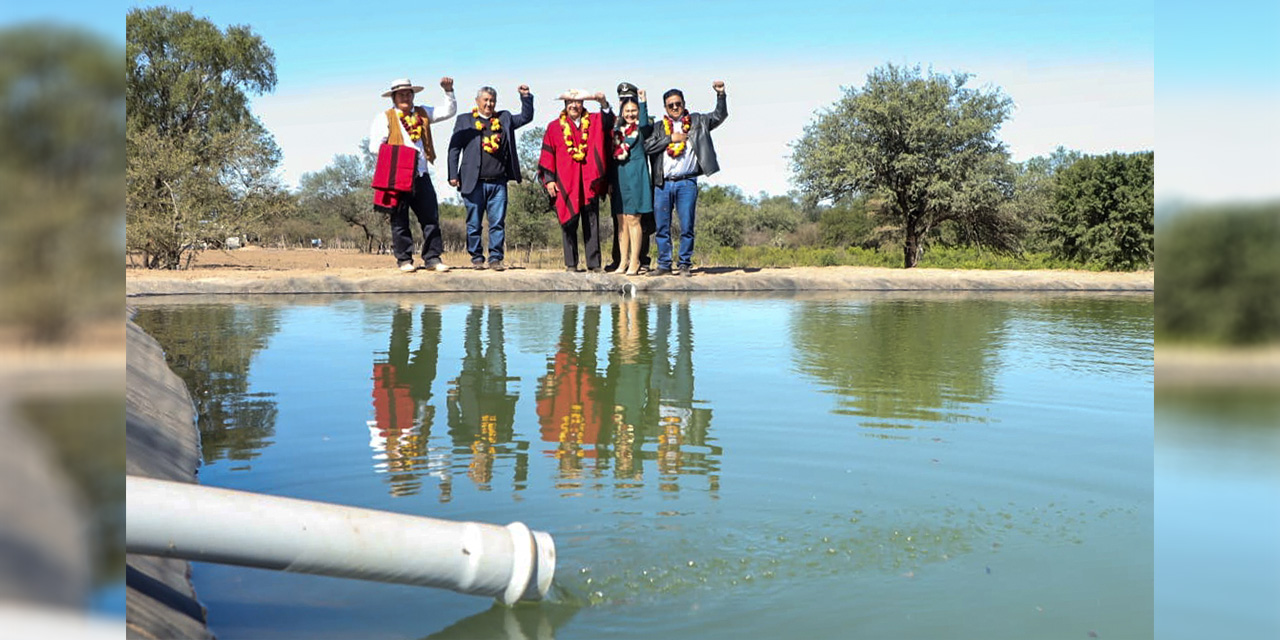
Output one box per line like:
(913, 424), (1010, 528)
(133, 292), (1153, 639)
(1155, 388), (1280, 640)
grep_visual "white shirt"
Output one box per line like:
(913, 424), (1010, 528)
(368, 91), (457, 176)
(661, 113), (698, 178)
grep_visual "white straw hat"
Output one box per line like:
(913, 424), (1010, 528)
(556, 89), (593, 101)
(382, 78), (425, 98)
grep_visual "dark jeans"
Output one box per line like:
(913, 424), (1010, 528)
(609, 211), (654, 268)
(391, 174), (444, 264)
(462, 181), (507, 264)
(654, 177), (698, 269)
(560, 200), (601, 269)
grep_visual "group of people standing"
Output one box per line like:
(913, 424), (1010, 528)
(369, 76), (728, 276)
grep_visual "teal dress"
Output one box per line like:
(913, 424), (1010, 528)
(611, 101), (654, 215)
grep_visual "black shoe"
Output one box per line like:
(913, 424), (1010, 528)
(564, 266), (578, 273)
(603, 262), (619, 272)
(489, 261), (505, 272)
(587, 266), (603, 273)
(649, 268), (672, 277)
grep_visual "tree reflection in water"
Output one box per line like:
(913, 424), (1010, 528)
(791, 299), (1006, 430)
(133, 304), (281, 466)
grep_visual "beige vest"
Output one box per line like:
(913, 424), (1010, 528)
(385, 106), (436, 163)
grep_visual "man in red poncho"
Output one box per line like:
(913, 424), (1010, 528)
(538, 89), (614, 272)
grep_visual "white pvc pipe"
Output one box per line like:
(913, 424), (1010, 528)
(126, 476), (554, 605)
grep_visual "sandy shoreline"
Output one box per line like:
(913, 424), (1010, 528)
(127, 248), (1153, 296)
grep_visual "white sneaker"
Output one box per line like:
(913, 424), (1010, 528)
(427, 261), (451, 273)
(398, 262), (417, 272)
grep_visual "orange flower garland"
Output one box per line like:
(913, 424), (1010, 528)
(559, 111), (591, 162)
(663, 115), (691, 158)
(472, 108), (502, 154)
(398, 110), (426, 142)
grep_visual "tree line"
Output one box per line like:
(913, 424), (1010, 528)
(126, 8), (1154, 271)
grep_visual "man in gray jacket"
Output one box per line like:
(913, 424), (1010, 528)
(643, 81), (727, 277)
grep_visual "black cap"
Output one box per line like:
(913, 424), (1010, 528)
(616, 82), (638, 99)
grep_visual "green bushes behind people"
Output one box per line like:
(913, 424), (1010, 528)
(1156, 202), (1280, 346)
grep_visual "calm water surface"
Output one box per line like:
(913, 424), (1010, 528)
(134, 293), (1153, 639)
(1155, 389), (1280, 640)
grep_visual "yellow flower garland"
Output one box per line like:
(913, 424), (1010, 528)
(559, 111), (591, 163)
(663, 115), (691, 158)
(472, 108), (502, 154)
(399, 110), (426, 142)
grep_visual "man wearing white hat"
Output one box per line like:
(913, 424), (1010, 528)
(369, 76), (457, 272)
(537, 89), (613, 272)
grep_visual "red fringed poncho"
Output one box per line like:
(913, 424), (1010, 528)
(538, 111), (610, 224)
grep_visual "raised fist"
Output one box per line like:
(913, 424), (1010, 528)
(518, 84), (530, 96)
(712, 80), (725, 94)
(440, 77), (454, 92)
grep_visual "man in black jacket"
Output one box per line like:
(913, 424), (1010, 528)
(643, 81), (728, 277)
(448, 85), (534, 271)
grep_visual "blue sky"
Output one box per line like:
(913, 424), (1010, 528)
(13, 1), (1171, 199)
(1156, 0), (1280, 203)
(107, 0), (1159, 199)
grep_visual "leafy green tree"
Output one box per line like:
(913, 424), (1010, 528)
(818, 194), (883, 249)
(750, 194), (804, 236)
(696, 185), (750, 249)
(1157, 203), (1280, 345)
(0, 25), (123, 342)
(126, 7), (283, 268)
(1001, 146), (1084, 252)
(791, 63), (1017, 267)
(298, 147), (392, 253)
(1045, 151), (1153, 270)
(506, 126), (557, 260)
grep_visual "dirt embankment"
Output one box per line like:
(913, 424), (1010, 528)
(127, 247), (1153, 296)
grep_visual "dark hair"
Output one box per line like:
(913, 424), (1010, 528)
(619, 96), (639, 107)
(662, 89), (684, 105)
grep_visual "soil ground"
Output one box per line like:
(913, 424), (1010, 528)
(125, 246), (1154, 288)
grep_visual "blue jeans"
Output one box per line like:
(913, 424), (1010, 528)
(462, 181), (507, 263)
(653, 177), (698, 269)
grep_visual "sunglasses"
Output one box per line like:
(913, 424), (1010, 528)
(665, 101), (684, 109)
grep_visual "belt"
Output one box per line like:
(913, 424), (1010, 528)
(664, 174), (698, 182)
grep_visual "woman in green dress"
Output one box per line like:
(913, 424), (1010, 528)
(609, 89), (653, 276)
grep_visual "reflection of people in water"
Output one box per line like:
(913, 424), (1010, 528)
(446, 305), (521, 490)
(537, 305), (606, 478)
(648, 300), (717, 492)
(370, 305), (443, 497)
(605, 299), (652, 481)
